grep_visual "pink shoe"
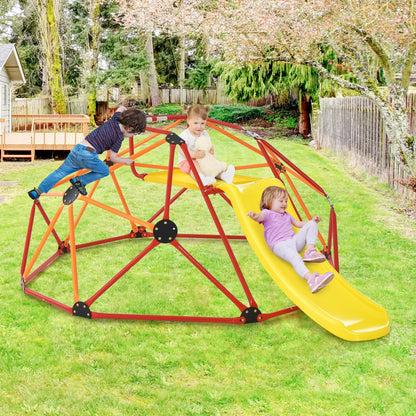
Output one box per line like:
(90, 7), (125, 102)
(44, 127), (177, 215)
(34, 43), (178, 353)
(308, 272), (334, 293)
(303, 248), (326, 263)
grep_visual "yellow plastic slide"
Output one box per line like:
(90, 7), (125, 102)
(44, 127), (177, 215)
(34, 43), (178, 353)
(217, 177), (390, 341)
(145, 171), (389, 341)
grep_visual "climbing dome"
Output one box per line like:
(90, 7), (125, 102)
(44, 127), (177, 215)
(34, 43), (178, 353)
(21, 114), (389, 341)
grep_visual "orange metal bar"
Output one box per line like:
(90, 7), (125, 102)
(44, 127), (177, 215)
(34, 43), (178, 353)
(235, 163), (268, 171)
(75, 195), (154, 231)
(68, 203), (80, 303)
(130, 138), (166, 160)
(206, 121), (262, 155)
(133, 163), (172, 170)
(63, 181), (100, 246)
(22, 203), (65, 280)
(118, 118), (185, 157)
(110, 170), (138, 232)
(48, 119), (184, 189)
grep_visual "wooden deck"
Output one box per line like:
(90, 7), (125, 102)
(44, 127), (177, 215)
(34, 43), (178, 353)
(0, 114), (90, 162)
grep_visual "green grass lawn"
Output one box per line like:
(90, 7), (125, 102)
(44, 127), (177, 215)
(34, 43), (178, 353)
(0, 127), (415, 416)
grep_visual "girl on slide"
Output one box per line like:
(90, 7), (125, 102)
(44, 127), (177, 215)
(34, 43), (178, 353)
(247, 186), (334, 294)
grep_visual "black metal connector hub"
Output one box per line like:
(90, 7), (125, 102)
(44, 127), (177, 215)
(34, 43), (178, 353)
(165, 132), (185, 145)
(72, 302), (92, 318)
(153, 219), (178, 243)
(241, 307), (262, 323)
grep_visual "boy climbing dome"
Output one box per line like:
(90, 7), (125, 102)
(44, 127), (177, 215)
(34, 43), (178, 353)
(28, 106), (147, 205)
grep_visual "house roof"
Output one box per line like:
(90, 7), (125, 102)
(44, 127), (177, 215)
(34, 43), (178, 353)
(0, 44), (26, 84)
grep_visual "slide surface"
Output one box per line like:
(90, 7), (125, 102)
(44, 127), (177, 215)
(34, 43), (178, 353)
(217, 177), (390, 341)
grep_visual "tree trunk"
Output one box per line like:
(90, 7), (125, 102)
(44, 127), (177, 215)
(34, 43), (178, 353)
(86, 0), (100, 125)
(298, 94), (311, 137)
(145, 29), (161, 107)
(38, 0), (67, 114)
(178, 35), (186, 105)
(139, 71), (150, 105)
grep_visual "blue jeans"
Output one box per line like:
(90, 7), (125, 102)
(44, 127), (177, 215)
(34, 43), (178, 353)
(38, 143), (110, 193)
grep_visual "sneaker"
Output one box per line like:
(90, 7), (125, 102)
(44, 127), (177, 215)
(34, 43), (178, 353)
(199, 174), (216, 186)
(303, 248), (326, 263)
(308, 272), (334, 294)
(218, 165), (235, 183)
(28, 187), (41, 200)
(69, 176), (88, 196)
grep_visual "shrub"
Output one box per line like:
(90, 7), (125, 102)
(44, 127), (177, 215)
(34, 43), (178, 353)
(209, 105), (266, 123)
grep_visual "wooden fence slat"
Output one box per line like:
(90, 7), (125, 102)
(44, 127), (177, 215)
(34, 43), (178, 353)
(317, 95), (415, 201)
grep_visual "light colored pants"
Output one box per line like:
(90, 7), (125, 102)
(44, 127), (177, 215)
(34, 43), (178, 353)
(272, 221), (318, 278)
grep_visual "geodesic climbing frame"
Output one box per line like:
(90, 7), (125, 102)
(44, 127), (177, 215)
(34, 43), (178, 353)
(21, 115), (339, 323)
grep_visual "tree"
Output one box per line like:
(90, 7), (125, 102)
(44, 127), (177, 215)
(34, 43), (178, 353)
(216, 58), (350, 136)
(199, 0), (416, 176)
(118, 0), (416, 178)
(117, 0), (211, 105)
(2, 0), (43, 97)
(69, 0), (101, 122)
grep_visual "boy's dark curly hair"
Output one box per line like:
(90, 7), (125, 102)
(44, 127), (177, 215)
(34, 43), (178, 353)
(117, 108), (147, 134)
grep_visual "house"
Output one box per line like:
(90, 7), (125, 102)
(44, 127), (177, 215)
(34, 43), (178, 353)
(0, 44), (26, 133)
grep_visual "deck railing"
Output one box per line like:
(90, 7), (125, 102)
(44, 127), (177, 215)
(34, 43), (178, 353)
(1, 114), (90, 162)
(30, 114), (90, 150)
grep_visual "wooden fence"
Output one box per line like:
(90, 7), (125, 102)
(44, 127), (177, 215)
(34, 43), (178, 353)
(316, 95), (415, 201)
(12, 86), (236, 121)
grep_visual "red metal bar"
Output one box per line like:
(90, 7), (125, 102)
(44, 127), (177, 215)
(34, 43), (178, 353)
(146, 126), (179, 135)
(35, 200), (63, 245)
(145, 114), (187, 123)
(23, 251), (61, 284)
(177, 233), (246, 240)
(163, 143), (176, 219)
(68, 204), (80, 303)
(86, 238), (160, 307)
(206, 117), (245, 130)
(260, 305), (300, 321)
(203, 195), (257, 308)
(171, 240), (248, 311)
(90, 311), (244, 323)
(129, 135), (146, 179)
(23, 287), (73, 313)
(76, 233), (138, 249)
(259, 139), (327, 196)
(22, 204), (65, 281)
(177, 142), (258, 308)
(329, 207), (339, 271)
(21, 200), (37, 275)
(148, 187), (188, 223)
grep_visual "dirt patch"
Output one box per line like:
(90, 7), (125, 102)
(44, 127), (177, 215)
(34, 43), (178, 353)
(242, 118), (296, 140)
(0, 160), (53, 205)
(0, 180), (20, 205)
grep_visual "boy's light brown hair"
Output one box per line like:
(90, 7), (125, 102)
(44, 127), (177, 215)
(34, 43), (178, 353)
(185, 104), (210, 120)
(260, 186), (288, 210)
